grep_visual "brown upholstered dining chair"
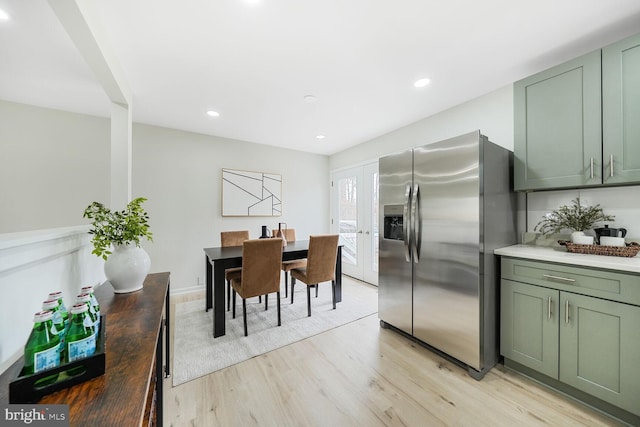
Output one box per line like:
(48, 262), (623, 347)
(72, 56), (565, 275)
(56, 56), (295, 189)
(229, 238), (283, 336)
(271, 228), (306, 298)
(221, 230), (250, 311)
(290, 234), (340, 317)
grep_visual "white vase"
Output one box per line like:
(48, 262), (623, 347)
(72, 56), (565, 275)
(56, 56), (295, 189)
(104, 244), (151, 293)
(571, 231), (584, 243)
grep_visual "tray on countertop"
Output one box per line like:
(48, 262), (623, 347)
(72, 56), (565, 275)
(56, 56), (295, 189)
(558, 240), (640, 258)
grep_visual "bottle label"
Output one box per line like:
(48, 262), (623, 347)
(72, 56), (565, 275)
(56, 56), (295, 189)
(34, 345), (60, 373)
(83, 314), (94, 329)
(52, 310), (63, 325)
(67, 334), (96, 362)
(50, 324), (59, 336)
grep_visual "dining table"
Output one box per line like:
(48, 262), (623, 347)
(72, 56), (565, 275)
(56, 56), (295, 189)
(203, 239), (343, 338)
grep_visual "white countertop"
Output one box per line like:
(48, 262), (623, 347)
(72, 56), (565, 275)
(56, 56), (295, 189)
(494, 244), (640, 274)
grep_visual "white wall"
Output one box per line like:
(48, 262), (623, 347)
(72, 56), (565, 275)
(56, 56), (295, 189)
(329, 85), (514, 171)
(0, 100), (110, 233)
(132, 123), (330, 293)
(527, 186), (640, 240)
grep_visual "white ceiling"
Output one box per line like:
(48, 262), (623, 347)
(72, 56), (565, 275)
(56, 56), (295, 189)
(2, 1), (640, 155)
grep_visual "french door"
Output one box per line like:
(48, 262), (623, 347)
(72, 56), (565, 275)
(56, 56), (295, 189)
(331, 162), (378, 285)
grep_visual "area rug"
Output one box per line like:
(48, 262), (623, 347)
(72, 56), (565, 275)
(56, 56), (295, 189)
(172, 278), (378, 386)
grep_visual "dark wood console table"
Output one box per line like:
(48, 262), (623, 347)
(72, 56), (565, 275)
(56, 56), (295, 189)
(0, 272), (170, 427)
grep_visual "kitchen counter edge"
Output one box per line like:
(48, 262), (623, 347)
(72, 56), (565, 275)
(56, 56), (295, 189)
(494, 244), (640, 274)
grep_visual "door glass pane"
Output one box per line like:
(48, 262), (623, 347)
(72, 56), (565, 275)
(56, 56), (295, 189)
(371, 171), (379, 273)
(338, 175), (358, 266)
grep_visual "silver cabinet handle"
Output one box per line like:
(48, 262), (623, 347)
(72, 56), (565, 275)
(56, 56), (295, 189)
(358, 230), (363, 234)
(365, 231), (370, 235)
(590, 157), (594, 179)
(610, 154), (614, 177)
(548, 296), (552, 320)
(565, 300), (570, 324)
(543, 274), (575, 283)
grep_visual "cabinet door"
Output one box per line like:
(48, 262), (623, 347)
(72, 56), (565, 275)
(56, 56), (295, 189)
(514, 50), (602, 190)
(560, 292), (640, 416)
(501, 280), (558, 378)
(603, 32), (640, 185)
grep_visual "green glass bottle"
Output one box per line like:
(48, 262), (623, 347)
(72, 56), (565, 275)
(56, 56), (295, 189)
(47, 291), (69, 329)
(81, 285), (100, 324)
(76, 293), (98, 334)
(42, 299), (66, 362)
(23, 311), (60, 385)
(65, 303), (96, 363)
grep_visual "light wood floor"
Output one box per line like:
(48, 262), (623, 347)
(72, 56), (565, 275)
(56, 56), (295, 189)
(163, 278), (624, 427)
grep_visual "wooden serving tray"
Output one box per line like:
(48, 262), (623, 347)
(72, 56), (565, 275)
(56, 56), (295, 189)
(558, 240), (640, 257)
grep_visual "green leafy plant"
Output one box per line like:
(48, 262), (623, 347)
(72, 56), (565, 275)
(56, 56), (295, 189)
(83, 197), (153, 260)
(534, 197), (615, 236)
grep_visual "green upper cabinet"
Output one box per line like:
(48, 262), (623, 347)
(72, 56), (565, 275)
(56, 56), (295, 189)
(602, 33), (640, 184)
(514, 32), (640, 191)
(514, 50), (602, 191)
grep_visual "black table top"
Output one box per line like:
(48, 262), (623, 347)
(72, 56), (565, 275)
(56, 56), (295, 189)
(204, 239), (312, 261)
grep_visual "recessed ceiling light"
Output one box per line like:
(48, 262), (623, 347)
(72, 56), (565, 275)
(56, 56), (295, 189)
(0, 9), (10, 20)
(304, 95), (318, 103)
(316, 135), (325, 140)
(245, 0), (260, 4)
(206, 110), (220, 117)
(414, 78), (431, 88)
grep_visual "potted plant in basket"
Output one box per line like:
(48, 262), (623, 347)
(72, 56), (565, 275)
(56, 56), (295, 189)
(534, 197), (614, 244)
(83, 197), (153, 293)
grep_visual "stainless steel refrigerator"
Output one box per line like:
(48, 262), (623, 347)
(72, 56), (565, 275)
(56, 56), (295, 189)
(378, 130), (516, 380)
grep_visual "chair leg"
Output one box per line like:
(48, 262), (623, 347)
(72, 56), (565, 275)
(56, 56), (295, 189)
(227, 280), (231, 311)
(315, 284), (318, 298)
(332, 280), (336, 309)
(259, 295), (262, 303)
(291, 280), (295, 304)
(242, 298), (248, 337)
(232, 290), (236, 319)
(265, 293), (268, 311)
(307, 285), (311, 317)
(277, 291), (281, 326)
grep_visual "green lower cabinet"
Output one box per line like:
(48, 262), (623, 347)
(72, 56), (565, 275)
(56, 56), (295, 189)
(501, 279), (558, 378)
(559, 292), (640, 416)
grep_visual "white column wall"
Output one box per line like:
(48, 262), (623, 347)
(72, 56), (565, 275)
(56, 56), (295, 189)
(110, 101), (132, 209)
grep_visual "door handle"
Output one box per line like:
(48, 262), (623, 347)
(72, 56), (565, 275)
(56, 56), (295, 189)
(565, 300), (570, 324)
(590, 157), (594, 179)
(548, 296), (552, 320)
(610, 154), (614, 177)
(411, 184), (420, 263)
(403, 184), (411, 263)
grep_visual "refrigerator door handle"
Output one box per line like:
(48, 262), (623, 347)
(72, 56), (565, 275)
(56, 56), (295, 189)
(412, 184), (421, 263)
(403, 184), (412, 262)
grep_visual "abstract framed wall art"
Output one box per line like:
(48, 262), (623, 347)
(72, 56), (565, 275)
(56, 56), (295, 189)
(222, 168), (282, 216)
